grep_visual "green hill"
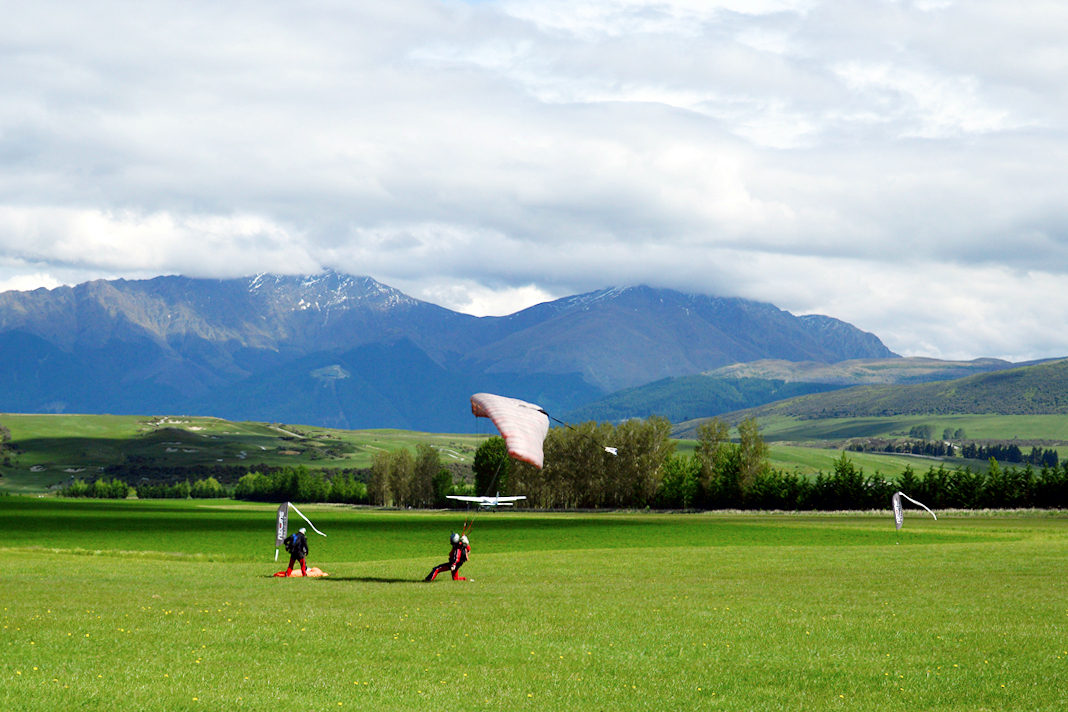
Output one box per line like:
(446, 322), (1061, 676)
(703, 356), (1029, 385)
(0, 414), (480, 494)
(716, 358), (1068, 422)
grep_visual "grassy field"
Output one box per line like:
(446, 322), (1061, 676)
(671, 440), (936, 479)
(0, 414), (483, 494)
(2, 498), (1067, 711)
(767, 445), (938, 478)
(753, 413), (1068, 444)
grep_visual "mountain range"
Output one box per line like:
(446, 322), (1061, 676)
(0, 272), (898, 431)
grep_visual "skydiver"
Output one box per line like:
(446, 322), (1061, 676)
(424, 532), (471, 581)
(283, 527), (309, 577)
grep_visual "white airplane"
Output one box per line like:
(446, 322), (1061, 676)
(447, 493), (527, 508)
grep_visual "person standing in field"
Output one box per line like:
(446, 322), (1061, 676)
(284, 527), (309, 577)
(424, 533), (471, 581)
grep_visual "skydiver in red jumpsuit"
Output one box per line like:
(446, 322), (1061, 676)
(424, 533), (470, 581)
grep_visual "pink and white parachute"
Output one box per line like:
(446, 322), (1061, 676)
(470, 393), (551, 469)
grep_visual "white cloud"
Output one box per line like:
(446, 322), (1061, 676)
(833, 62), (1021, 137)
(1, 0), (1068, 360)
(0, 270), (63, 294)
(411, 280), (559, 317)
(0, 207), (319, 277)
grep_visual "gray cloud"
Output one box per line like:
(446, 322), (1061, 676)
(1, 0), (1067, 361)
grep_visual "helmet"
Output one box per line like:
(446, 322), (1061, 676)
(461, 535), (469, 546)
(298, 527), (307, 534)
(450, 532), (460, 545)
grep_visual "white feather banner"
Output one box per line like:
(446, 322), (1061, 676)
(274, 501), (326, 560)
(287, 502), (327, 538)
(892, 491), (937, 530)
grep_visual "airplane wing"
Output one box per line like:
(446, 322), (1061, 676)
(446, 495), (527, 507)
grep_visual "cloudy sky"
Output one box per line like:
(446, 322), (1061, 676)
(2, 0), (1067, 361)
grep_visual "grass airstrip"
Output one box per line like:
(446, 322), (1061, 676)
(2, 498), (1067, 711)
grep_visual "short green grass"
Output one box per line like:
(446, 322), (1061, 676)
(2, 499), (1067, 711)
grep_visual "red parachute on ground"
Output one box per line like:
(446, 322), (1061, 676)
(470, 392), (551, 469)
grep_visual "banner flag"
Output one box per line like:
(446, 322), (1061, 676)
(275, 502), (289, 560)
(891, 491), (937, 530)
(273, 502), (326, 560)
(287, 502), (327, 537)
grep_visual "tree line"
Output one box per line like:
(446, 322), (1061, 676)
(848, 438), (1060, 467)
(957, 443), (1059, 468)
(58, 478), (132, 499)
(136, 477), (229, 499)
(54, 415), (1068, 510)
(472, 417), (1068, 511)
(849, 438), (957, 458)
(234, 467), (369, 504)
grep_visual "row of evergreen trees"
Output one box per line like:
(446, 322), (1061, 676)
(848, 438), (1059, 468)
(670, 454), (1068, 511)
(957, 443), (1059, 468)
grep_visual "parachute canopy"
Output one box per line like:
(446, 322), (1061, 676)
(471, 392), (551, 469)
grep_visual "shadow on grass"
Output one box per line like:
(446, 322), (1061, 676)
(316, 576), (423, 584)
(261, 574), (418, 583)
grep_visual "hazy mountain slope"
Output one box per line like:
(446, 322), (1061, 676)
(562, 375), (844, 424)
(192, 339), (602, 432)
(463, 286), (897, 392)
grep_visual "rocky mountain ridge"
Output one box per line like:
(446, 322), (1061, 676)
(0, 272), (897, 430)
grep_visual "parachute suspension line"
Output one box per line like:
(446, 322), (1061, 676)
(462, 408), (486, 537)
(481, 454), (507, 498)
(461, 455), (507, 537)
(544, 410), (620, 457)
(544, 410), (572, 430)
(461, 509), (477, 537)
